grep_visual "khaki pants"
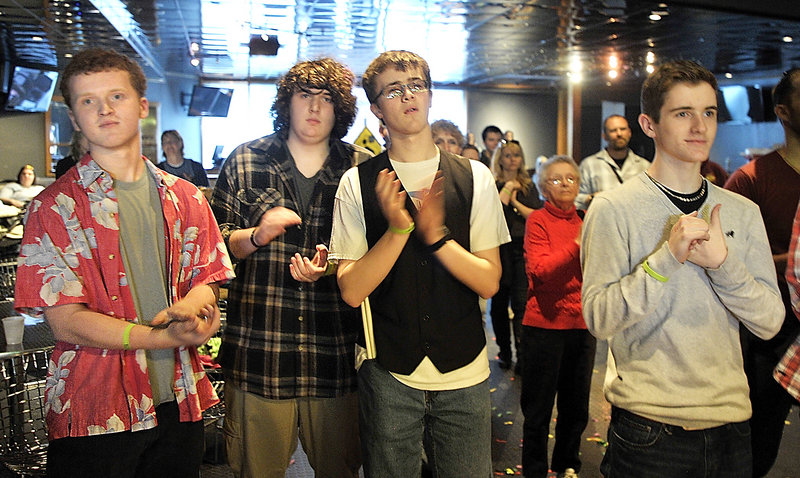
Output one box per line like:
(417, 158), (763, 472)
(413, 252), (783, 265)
(224, 384), (360, 478)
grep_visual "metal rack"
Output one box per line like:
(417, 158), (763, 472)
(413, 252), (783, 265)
(0, 346), (51, 477)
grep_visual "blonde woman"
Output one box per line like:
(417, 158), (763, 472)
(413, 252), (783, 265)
(491, 140), (542, 371)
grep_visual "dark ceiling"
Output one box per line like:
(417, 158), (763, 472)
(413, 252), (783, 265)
(1, 0), (799, 89)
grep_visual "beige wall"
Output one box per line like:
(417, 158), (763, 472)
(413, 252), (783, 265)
(0, 113), (47, 182)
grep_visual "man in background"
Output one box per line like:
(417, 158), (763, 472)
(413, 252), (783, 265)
(576, 114), (648, 210)
(728, 67), (800, 478)
(480, 124), (503, 168)
(211, 58), (370, 478)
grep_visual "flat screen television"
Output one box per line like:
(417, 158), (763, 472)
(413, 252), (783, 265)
(188, 85), (233, 117)
(4, 65), (59, 113)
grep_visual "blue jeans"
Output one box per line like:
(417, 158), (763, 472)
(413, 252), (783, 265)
(601, 407), (752, 478)
(358, 359), (492, 478)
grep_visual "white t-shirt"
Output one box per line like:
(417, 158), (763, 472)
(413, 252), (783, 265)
(330, 150), (510, 391)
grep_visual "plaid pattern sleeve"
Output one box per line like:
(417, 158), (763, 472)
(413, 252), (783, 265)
(211, 134), (368, 399)
(774, 201), (800, 400)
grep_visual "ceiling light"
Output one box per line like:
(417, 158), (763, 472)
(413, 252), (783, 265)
(609, 55), (619, 69)
(190, 42), (200, 53)
(646, 51), (655, 63)
(725, 72), (733, 79)
(609, 70), (618, 79)
(646, 64), (655, 74)
(568, 71), (582, 84)
(32, 36), (44, 41)
(190, 57), (200, 67)
(649, 13), (662, 21)
(783, 36), (793, 43)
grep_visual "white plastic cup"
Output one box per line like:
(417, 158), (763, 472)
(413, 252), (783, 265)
(2, 316), (24, 345)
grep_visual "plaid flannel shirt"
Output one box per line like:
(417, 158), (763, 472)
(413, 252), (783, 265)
(775, 200), (800, 401)
(211, 134), (371, 399)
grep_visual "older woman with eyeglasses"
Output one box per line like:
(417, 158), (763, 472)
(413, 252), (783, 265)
(520, 155), (595, 478)
(491, 140), (543, 371)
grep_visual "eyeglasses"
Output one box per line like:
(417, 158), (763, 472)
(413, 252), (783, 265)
(547, 176), (577, 186)
(373, 81), (429, 101)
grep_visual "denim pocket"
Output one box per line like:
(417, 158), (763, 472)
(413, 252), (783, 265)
(730, 420), (751, 438)
(612, 412), (663, 448)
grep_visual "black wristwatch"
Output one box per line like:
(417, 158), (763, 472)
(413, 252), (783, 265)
(425, 227), (451, 255)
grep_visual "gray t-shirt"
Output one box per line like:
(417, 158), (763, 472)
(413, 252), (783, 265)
(116, 172), (174, 407)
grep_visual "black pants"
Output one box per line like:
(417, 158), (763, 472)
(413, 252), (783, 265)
(520, 326), (596, 478)
(47, 401), (204, 478)
(491, 239), (526, 364)
(740, 316), (799, 478)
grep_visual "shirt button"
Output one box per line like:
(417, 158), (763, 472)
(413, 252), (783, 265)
(420, 260), (428, 266)
(423, 315), (430, 321)
(298, 285), (303, 292)
(298, 344), (304, 351)
(108, 254), (115, 260)
(424, 342), (431, 350)
(298, 315), (304, 322)
(111, 295), (118, 301)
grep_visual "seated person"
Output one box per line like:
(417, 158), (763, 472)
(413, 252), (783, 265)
(0, 164), (45, 209)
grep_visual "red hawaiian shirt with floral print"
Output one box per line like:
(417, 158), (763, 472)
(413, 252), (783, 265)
(14, 155), (234, 440)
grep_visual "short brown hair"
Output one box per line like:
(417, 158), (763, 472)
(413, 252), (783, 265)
(773, 68), (800, 107)
(431, 119), (464, 148)
(640, 60), (718, 123)
(362, 50), (431, 104)
(60, 48), (147, 109)
(271, 58), (357, 140)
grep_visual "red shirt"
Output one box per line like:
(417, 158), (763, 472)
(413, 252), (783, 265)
(15, 156), (234, 440)
(523, 201), (585, 329)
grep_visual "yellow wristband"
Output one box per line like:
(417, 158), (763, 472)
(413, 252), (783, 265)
(642, 259), (669, 283)
(324, 260), (338, 276)
(502, 187), (512, 195)
(122, 323), (135, 350)
(388, 222), (415, 235)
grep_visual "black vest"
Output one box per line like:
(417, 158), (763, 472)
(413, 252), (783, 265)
(358, 151), (485, 374)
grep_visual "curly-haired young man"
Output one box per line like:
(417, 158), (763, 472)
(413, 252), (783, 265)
(211, 58), (371, 478)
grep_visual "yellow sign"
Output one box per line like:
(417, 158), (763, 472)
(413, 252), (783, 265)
(355, 126), (382, 155)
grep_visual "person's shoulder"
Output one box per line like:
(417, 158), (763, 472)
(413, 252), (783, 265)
(710, 183), (759, 210)
(595, 174), (647, 203)
(580, 150), (605, 164)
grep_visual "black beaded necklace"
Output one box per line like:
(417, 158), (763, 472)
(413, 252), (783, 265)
(645, 173), (708, 214)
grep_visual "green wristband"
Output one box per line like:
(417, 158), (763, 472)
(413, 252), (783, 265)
(122, 322), (135, 350)
(388, 222), (415, 235)
(642, 259), (669, 283)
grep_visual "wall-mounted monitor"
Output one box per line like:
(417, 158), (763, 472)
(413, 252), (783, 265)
(188, 85), (233, 117)
(4, 64), (59, 113)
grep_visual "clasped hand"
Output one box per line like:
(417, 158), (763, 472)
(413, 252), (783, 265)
(668, 204), (727, 269)
(376, 169), (446, 245)
(150, 297), (220, 346)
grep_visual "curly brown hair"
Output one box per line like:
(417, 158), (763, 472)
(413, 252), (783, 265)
(271, 58), (357, 140)
(60, 48), (147, 109)
(362, 50), (431, 104)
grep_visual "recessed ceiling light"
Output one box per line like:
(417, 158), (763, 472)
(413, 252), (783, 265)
(725, 72), (733, 79)
(646, 64), (655, 74)
(783, 36), (793, 43)
(609, 70), (619, 79)
(649, 13), (662, 21)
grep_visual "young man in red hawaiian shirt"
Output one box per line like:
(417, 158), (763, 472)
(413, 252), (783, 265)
(14, 48), (234, 477)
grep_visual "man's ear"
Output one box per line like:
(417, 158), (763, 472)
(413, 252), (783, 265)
(370, 102), (383, 121)
(775, 104), (789, 127)
(67, 109), (81, 132)
(638, 113), (657, 139)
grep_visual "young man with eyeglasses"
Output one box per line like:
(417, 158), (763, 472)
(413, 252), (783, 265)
(329, 50), (509, 477)
(581, 60), (782, 477)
